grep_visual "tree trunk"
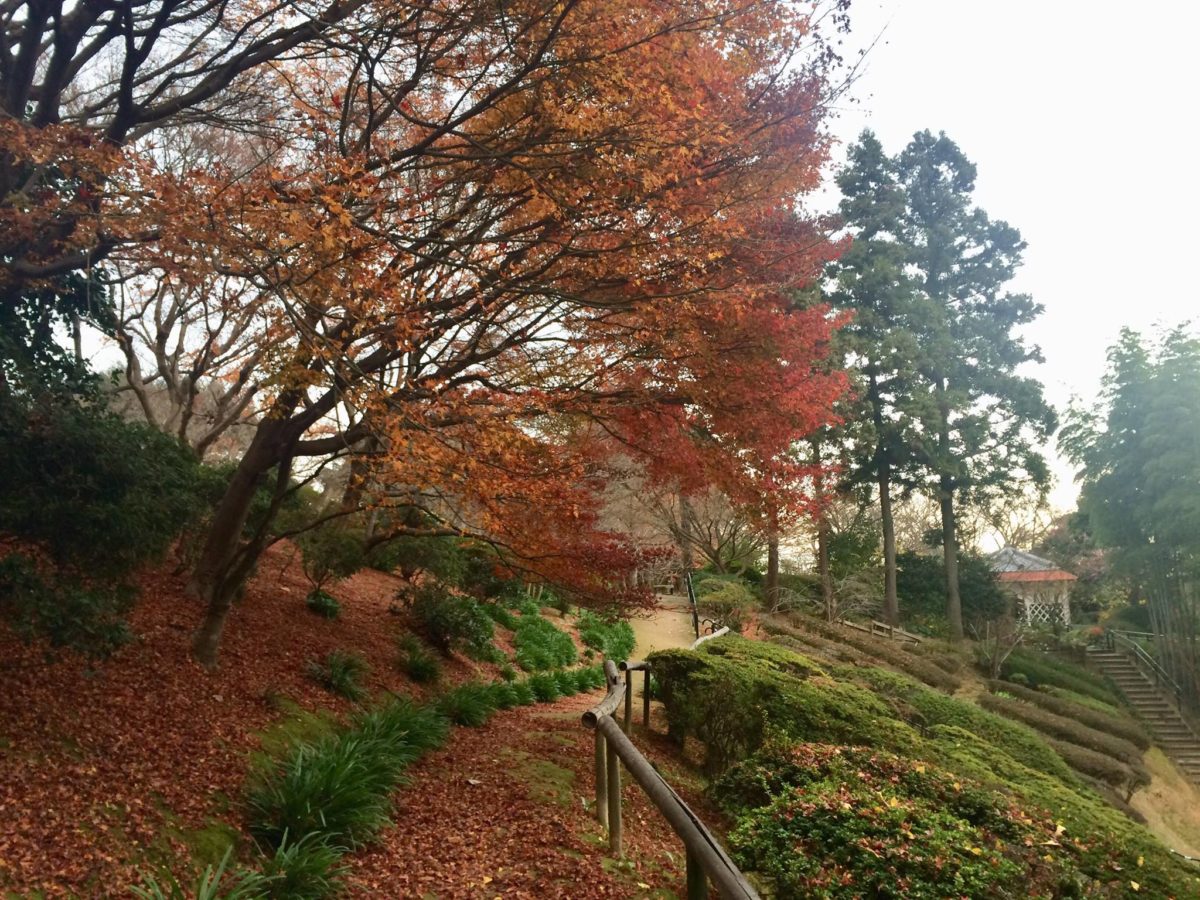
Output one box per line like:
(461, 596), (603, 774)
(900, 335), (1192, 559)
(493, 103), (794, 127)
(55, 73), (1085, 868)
(879, 464), (899, 626)
(766, 517), (780, 611)
(187, 423), (283, 667)
(817, 511), (834, 622)
(940, 479), (964, 641)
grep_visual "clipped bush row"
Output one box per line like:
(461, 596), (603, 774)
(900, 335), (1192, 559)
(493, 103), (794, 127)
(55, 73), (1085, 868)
(977, 693), (1144, 768)
(513, 614), (577, 671)
(986, 679), (1149, 749)
(1045, 737), (1149, 796)
(1001, 648), (1120, 706)
(782, 614), (962, 693)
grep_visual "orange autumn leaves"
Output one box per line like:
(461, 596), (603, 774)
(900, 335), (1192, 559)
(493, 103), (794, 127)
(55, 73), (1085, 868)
(4, 0), (852, 616)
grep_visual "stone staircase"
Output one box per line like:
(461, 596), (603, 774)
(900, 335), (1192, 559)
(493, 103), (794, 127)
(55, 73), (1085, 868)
(1087, 647), (1200, 782)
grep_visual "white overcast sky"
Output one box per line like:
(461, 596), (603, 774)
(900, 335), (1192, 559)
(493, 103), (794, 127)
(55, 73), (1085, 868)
(816, 0), (1199, 510)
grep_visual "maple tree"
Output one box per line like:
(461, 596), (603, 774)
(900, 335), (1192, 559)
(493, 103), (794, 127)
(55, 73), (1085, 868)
(3, 0), (853, 667)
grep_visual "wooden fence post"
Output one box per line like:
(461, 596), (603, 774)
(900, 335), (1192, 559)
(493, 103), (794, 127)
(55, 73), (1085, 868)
(624, 670), (633, 732)
(606, 739), (623, 856)
(643, 669), (651, 728)
(595, 730), (608, 827)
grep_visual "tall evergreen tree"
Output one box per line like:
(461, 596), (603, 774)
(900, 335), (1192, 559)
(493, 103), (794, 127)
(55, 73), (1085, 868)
(830, 130), (1055, 638)
(827, 131), (924, 626)
(897, 131), (1055, 640)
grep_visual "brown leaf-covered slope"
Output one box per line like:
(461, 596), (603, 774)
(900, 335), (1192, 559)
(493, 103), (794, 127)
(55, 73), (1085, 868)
(0, 545), (709, 897)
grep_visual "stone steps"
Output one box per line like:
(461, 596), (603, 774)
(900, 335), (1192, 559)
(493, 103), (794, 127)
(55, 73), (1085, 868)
(1086, 646), (1200, 785)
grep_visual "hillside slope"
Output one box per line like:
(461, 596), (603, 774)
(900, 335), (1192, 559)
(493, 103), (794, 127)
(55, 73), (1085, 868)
(649, 629), (1200, 897)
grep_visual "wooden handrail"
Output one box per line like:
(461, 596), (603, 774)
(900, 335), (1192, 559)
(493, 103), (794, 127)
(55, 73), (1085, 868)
(582, 658), (759, 899)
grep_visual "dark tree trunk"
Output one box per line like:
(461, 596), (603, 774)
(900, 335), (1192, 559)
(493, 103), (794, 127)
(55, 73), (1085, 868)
(817, 511), (834, 621)
(766, 518), (780, 611)
(940, 478), (964, 641)
(879, 464), (899, 626)
(187, 422), (285, 667)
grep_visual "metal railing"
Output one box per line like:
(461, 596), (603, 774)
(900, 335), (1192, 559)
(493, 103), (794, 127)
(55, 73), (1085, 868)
(581, 657), (758, 899)
(1105, 628), (1186, 710)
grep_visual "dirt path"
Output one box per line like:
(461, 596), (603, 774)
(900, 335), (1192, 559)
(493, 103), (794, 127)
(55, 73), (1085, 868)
(342, 599), (708, 898)
(343, 695), (711, 898)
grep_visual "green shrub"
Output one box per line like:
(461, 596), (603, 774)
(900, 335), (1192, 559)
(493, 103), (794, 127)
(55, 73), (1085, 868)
(499, 664), (517, 682)
(513, 614), (577, 671)
(0, 555), (133, 658)
(481, 602), (520, 631)
(411, 585), (495, 658)
(435, 682), (499, 727)
(0, 400), (208, 582)
(527, 672), (561, 702)
(695, 581), (756, 633)
(720, 744), (1067, 899)
(573, 665), (604, 692)
(367, 531), (464, 583)
(395, 634), (441, 684)
(487, 682), (519, 709)
(256, 832), (346, 899)
(985, 680), (1148, 749)
(577, 610), (636, 661)
(306, 650), (369, 701)
(977, 693), (1144, 767)
(305, 590), (341, 620)
(350, 698), (449, 758)
(1001, 648), (1119, 705)
(296, 525), (365, 596)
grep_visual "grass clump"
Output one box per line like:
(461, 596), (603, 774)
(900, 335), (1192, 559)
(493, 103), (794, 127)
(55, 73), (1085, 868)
(511, 680), (537, 706)
(247, 700), (448, 851)
(395, 634), (442, 684)
(513, 614), (578, 671)
(480, 601), (521, 630)
(255, 833), (347, 899)
(131, 847), (271, 900)
(304, 590), (341, 620)
(305, 650), (369, 701)
(527, 671), (561, 702)
(553, 669), (580, 696)
(578, 610), (636, 661)
(435, 682), (499, 727)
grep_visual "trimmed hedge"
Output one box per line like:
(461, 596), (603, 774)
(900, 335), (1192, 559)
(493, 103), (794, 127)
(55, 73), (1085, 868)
(1001, 648), (1120, 706)
(986, 680), (1149, 750)
(779, 616), (962, 693)
(842, 665), (1078, 784)
(650, 637), (920, 774)
(1045, 737), (1148, 795)
(978, 693), (1144, 768)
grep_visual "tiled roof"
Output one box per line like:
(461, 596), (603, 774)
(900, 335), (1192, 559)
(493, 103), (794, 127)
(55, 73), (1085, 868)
(996, 569), (1076, 583)
(989, 545), (1064, 574)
